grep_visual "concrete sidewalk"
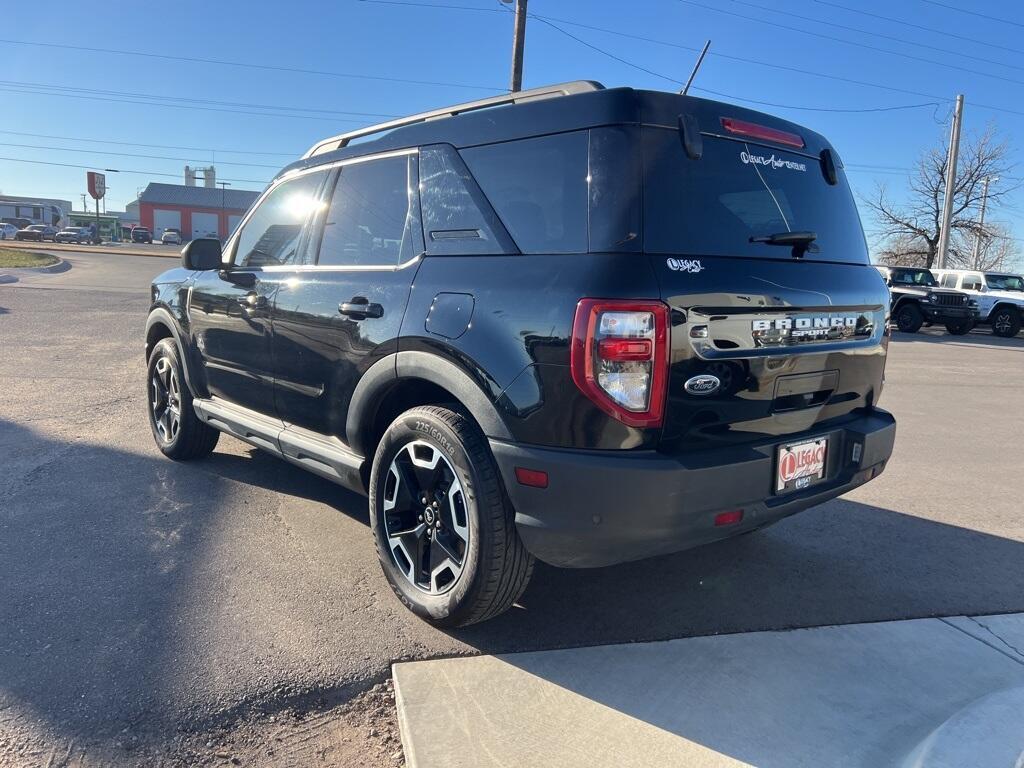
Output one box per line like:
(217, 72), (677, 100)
(394, 614), (1024, 767)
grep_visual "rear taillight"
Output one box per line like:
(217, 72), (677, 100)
(570, 299), (670, 428)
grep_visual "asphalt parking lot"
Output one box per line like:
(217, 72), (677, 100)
(2, 250), (1023, 764)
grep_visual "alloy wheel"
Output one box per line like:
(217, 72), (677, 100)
(382, 440), (470, 595)
(150, 356), (181, 444)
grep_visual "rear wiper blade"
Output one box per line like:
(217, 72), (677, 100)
(749, 230), (819, 257)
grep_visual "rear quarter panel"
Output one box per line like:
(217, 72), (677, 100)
(400, 252), (662, 450)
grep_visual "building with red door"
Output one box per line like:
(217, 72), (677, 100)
(129, 183), (261, 242)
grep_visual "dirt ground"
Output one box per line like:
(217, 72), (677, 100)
(1, 681), (404, 768)
(163, 681), (404, 768)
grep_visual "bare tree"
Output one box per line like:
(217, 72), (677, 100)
(865, 126), (1017, 269)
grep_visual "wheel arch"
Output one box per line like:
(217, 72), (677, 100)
(348, 351), (513, 461)
(891, 296), (920, 314)
(145, 307), (199, 395)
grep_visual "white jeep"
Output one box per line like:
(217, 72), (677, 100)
(931, 269), (1024, 337)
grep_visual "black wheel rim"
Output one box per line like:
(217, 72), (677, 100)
(150, 355), (181, 444)
(994, 313), (1012, 334)
(382, 440), (469, 595)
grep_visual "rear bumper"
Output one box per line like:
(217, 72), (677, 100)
(490, 408), (896, 568)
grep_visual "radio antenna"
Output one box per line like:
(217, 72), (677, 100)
(681, 40), (711, 96)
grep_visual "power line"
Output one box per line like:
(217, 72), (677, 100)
(716, 0), (1024, 76)
(916, 0), (1024, 30)
(366, 0), (950, 114)
(0, 80), (398, 119)
(0, 156), (270, 186)
(813, 0), (1024, 58)
(0, 38), (503, 93)
(0, 129), (296, 157)
(677, 0), (1024, 89)
(0, 141), (284, 168)
(0, 84), (386, 124)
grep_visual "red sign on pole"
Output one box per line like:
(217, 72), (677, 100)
(87, 171), (106, 200)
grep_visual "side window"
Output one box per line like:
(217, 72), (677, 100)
(317, 154), (422, 267)
(233, 171), (328, 267)
(941, 274), (957, 288)
(461, 131), (589, 254)
(418, 145), (511, 256)
(963, 275), (983, 291)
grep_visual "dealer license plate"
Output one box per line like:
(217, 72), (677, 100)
(776, 437), (828, 493)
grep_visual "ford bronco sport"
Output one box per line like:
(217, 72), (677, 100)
(145, 82), (896, 626)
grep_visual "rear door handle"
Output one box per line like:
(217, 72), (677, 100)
(339, 297), (384, 319)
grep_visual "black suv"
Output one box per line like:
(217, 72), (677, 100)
(131, 227), (153, 244)
(145, 82), (896, 626)
(875, 265), (977, 334)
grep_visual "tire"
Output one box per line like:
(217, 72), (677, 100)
(990, 307), (1022, 338)
(895, 303), (924, 333)
(944, 319), (973, 335)
(146, 338), (219, 460)
(369, 405), (534, 627)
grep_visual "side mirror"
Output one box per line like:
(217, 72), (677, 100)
(181, 238), (222, 270)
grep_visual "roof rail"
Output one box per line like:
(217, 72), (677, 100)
(302, 80), (605, 159)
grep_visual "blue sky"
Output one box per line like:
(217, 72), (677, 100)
(2, 0), (1023, 262)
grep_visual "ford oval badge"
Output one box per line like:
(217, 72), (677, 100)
(684, 374), (720, 396)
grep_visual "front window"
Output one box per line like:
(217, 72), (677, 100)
(985, 274), (1024, 291)
(233, 170), (329, 267)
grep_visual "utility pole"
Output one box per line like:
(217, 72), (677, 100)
(503, 0), (528, 92)
(971, 175), (998, 267)
(936, 94), (964, 270)
(218, 181), (231, 240)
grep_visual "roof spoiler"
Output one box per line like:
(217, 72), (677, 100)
(302, 80), (605, 159)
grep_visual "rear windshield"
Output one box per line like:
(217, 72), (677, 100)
(643, 127), (868, 263)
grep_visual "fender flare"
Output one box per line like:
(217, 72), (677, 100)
(989, 301), (1023, 317)
(145, 307), (200, 396)
(890, 296), (920, 315)
(346, 350), (513, 456)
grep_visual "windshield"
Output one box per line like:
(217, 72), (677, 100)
(27, 225), (44, 231)
(891, 269), (936, 287)
(643, 128), (868, 263)
(985, 274), (1024, 291)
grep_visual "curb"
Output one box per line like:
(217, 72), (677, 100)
(2, 240), (180, 260)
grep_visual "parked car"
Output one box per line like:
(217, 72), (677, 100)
(131, 227), (153, 244)
(931, 268), (1024, 337)
(54, 227), (92, 244)
(0, 222), (17, 240)
(14, 224), (59, 242)
(145, 81), (896, 626)
(874, 266), (978, 334)
(161, 228), (182, 245)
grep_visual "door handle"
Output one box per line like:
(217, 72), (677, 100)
(339, 297), (384, 319)
(236, 292), (267, 309)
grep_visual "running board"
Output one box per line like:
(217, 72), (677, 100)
(192, 398), (366, 493)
